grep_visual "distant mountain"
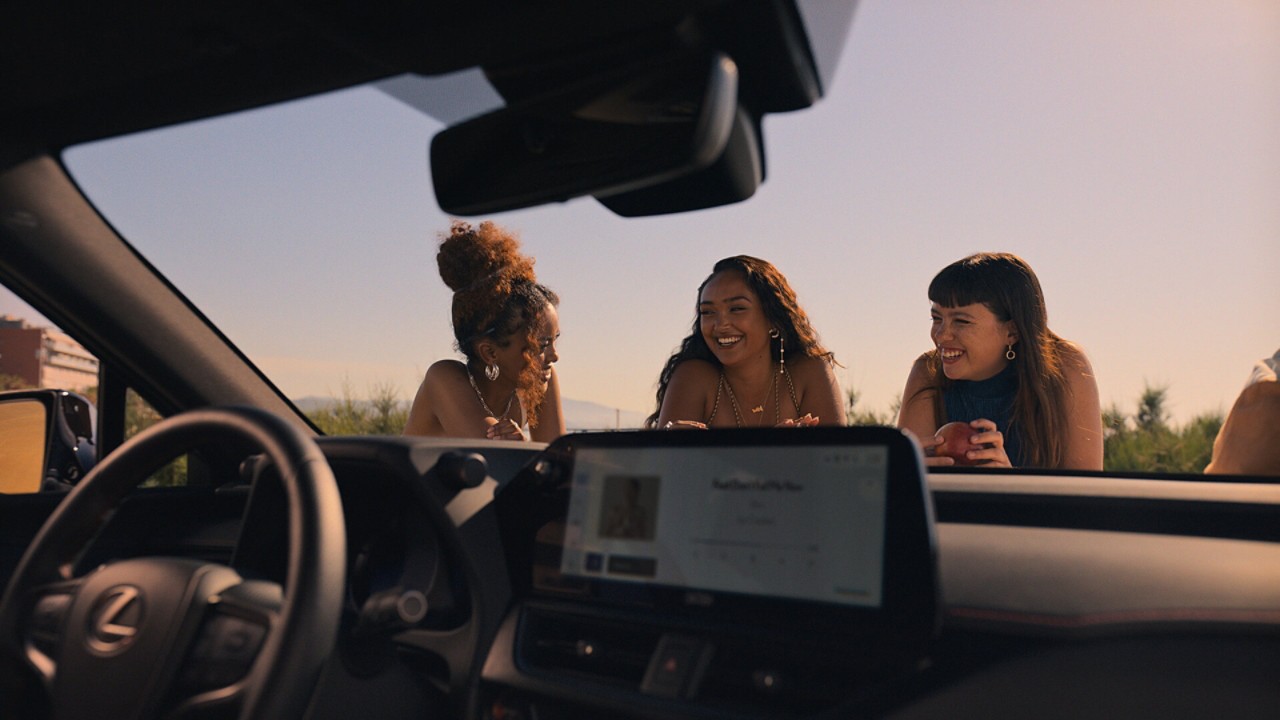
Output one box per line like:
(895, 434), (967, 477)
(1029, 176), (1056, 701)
(562, 398), (648, 432)
(292, 396), (342, 413)
(291, 395), (647, 432)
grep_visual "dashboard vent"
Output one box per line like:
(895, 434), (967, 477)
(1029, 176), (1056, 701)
(518, 608), (662, 687)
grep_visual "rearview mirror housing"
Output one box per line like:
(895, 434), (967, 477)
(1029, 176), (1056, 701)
(596, 106), (763, 217)
(431, 50), (738, 216)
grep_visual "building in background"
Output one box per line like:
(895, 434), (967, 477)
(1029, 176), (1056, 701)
(0, 315), (98, 391)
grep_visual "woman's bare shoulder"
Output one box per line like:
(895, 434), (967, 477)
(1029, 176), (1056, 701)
(669, 358), (720, 382)
(1056, 342), (1100, 406)
(786, 355), (844, 424)
(788, 354), (838, 383)
(425, 358), (468, 381)
(909, 351), (934, 371)
(1057, 340), (1096, 375)
(657, 359), (720, 426)
(407, 360), (469, 436)
(903, 352), (936, 389)
(897, 351), (940, 433)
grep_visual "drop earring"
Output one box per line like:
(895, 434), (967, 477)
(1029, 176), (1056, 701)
(1005, 344), (1016, 361)
(770, 328), (785, 373)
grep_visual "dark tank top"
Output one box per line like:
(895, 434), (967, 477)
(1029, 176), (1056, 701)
(942, 364), (1024, 467)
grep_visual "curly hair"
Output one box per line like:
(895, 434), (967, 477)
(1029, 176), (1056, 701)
(437, 220), (559, 426)
(645, 256), (835, 428)
(916, 252), (1071, 468)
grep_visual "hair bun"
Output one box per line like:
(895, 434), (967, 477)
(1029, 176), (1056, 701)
(437, 220), (536, 295)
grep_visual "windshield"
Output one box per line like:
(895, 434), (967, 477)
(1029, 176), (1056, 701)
(41, 0), (1280, 474)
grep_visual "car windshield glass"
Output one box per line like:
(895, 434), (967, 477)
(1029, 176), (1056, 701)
(42, 0), (1280, 475)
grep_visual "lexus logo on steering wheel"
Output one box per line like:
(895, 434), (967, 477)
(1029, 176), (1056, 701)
(87, 585), (144, 655)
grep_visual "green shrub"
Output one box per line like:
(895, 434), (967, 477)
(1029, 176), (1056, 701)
(307, 380), (408, 436)
(1102, 383), (1221, 474)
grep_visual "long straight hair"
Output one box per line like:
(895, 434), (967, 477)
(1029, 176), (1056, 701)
(923, 252), (1071, 468)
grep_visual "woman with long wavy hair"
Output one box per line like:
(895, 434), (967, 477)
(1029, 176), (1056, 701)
(646, 255), (845, 429)
(404, 221), (564, 441)
(897, 252), (1102, 469)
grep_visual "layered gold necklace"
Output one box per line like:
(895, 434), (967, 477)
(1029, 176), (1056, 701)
(722, 365), (779, 427)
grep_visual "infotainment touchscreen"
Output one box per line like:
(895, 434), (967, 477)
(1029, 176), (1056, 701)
(558, 444), (889, 608)
(501, 426), (938, 676)
(503, 426), (938, 650)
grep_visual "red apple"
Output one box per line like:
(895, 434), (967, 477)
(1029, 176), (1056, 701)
(933, 421), (984, 465)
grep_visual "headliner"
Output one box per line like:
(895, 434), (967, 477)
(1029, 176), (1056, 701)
(0, 1), (717, 152)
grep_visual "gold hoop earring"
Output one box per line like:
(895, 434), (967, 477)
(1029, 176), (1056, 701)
(1005, 345), (1016, 361)
(485, 363), (500, 381)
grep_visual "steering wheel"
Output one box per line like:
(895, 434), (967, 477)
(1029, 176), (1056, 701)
(0, 406), (346, 719)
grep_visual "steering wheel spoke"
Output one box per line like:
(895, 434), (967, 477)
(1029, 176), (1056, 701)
(175, 580), (280, 701)
(45, 558), (242, 718)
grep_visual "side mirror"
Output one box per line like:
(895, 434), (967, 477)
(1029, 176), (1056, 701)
(0, 389), (96, 493)
(431, 50), (738, 215)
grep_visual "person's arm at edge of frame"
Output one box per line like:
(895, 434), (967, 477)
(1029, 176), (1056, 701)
(1060, 342), (1103, 471)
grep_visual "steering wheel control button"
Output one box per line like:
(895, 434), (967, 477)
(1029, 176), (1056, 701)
(641, 634), (711, 698)
(181, 614), (267, 690)
(29, 593), (73, 653)
(85, 585), (143, 655)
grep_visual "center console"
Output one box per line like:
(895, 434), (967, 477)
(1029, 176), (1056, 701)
(484, 426), (938, 718)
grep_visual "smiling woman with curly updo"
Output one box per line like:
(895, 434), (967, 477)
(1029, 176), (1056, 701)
(404, 221), (564, 441)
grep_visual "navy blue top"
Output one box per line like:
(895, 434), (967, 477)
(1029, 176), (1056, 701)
(942, 364), (1024, 466)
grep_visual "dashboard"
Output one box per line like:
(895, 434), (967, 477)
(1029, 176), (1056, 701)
(230, 431), (1280, 719)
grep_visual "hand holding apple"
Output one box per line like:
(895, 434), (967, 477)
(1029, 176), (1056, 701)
(933, 421), (987, 465)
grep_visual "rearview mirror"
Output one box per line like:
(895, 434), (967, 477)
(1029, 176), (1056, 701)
(431, 50), (739, 216)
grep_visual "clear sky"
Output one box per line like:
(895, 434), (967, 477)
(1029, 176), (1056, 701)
(7, 0), (1279, 426)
